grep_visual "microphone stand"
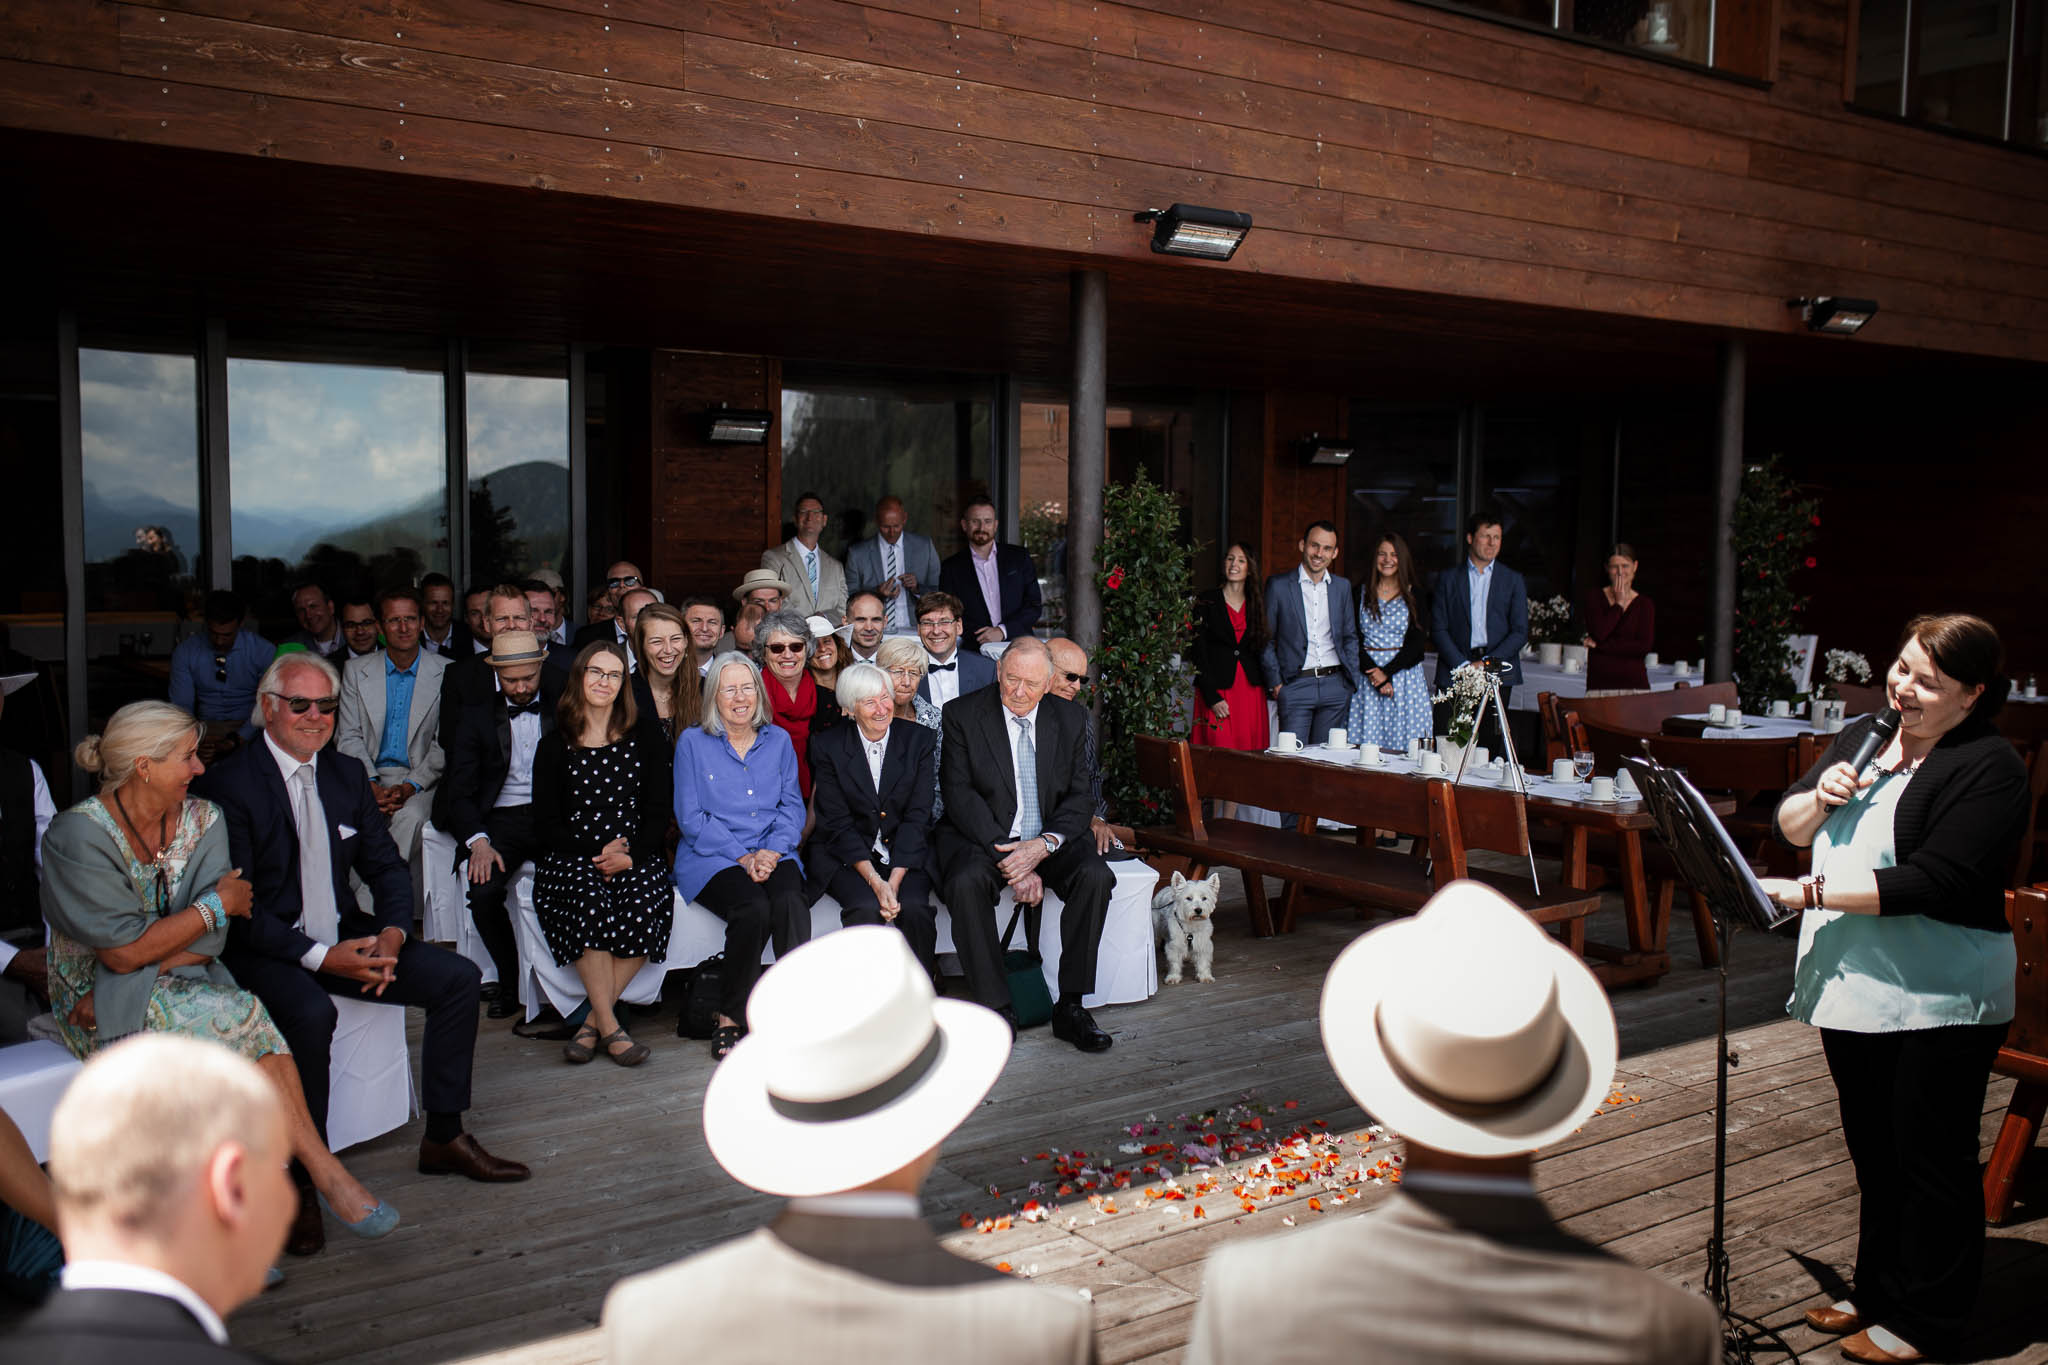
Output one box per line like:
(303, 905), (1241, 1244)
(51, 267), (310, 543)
(1626, 748), (1798, 1365)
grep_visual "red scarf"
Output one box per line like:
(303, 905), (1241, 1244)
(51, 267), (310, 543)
(769, 670), (820, 797)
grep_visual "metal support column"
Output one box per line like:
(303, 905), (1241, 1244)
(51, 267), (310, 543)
(1708, 339), (1746, 683)
(57, 313), (87, 793)
(567, 344), (588, 610)
(1066, 268), (1107, 651)
(199, 318), (233, 590)
(445, 339), (469, 582)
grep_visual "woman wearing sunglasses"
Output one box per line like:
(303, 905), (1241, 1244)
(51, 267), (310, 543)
(39, 700), (394, 1248)
(753, 609), (844, 803)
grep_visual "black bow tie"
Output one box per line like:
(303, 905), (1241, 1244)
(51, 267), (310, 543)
(507, 700), (542, 717)
(929, 661), (956, 672)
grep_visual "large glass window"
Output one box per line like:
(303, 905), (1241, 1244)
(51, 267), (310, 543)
(467, 343), (569, 587)
(1411, 0), (1770, 78)
(1346, 408), (1464, 588)
(79, 349), (202, 620)
(1915, 0), (2017, 136)
(227, 342), (448, 633)
(1478, 413), (1586, 606)
(1854, 0), (2042, 142)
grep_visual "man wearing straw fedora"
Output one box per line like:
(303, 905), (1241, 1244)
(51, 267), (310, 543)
(603, 927), (1094, 1364)
(1187, 882), (1721, 1364)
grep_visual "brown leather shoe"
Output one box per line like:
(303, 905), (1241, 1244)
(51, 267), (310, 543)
(1839, 1328), (1923, 1363)
(1805, 1305), (1867, 1336)
(286, 1185), (324, 1256)
(417, 1132), (530, 1182)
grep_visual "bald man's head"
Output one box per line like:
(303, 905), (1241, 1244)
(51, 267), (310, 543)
(1047, 637), (1090, 701)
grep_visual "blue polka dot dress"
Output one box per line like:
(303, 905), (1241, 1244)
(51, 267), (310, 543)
(534, 739), (673, 965)
(1349, 594), (1431, 751)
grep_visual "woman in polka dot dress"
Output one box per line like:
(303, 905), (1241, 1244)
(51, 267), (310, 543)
(531, 641), (675, 1067)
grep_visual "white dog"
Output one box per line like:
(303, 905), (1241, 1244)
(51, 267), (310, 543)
(1152, 870), (1221, 984)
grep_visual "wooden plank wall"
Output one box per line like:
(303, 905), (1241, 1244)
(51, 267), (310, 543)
(643, 349), (782, 603)
(1, 0), (2046, 363)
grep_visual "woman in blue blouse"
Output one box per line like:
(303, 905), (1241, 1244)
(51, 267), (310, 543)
(674, 651), (809, 1060)
(1761, 614), (2027, 1364)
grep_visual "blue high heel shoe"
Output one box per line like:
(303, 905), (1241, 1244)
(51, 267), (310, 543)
(318, 1192), (400, 1239)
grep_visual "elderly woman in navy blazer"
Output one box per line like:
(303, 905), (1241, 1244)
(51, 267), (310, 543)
(804, 662), (939, 980)
(674, 651), (808, 1060)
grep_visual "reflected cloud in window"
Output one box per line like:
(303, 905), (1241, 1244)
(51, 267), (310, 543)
(80, 348), (200, 616)
(467, 345), (568, 587)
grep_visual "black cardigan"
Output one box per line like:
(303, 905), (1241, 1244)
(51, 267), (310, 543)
(1777, 711), (2027, 933)
(1357, 591), (1428, 681)
(1189, 587), (1268, 706)
(530, 729), (673, 865)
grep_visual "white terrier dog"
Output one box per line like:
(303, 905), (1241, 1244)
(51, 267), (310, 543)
(1152, 870), (1221, 984)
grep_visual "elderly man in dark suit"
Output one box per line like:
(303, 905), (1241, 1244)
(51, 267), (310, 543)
(193, 652), (526, 1253)
(1429, 511), (1528, 752)
(935, 639), (1113, 1052)
(937, 498), (1041, 647)
(1260, 519), (1363, 746)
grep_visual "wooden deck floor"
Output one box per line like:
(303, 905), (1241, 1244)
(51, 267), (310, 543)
(207, 871), (2046, 1365)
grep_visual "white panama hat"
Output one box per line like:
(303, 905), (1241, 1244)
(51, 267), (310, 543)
(1319, 880), (1617, 1158)
(703, 927), (1013, 1197)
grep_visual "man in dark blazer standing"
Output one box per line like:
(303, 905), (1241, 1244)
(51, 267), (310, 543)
(1429, 511), (1528, 751)
(1260, 520), (1363, 745)
(935, 639), (1114, 1052)
(194, 653), (527, 1254)
(937, 498), (1041, 647)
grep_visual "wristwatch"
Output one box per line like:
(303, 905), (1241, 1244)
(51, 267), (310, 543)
(1041, 832), (1061, 854)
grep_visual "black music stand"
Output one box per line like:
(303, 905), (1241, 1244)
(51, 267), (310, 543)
(1623, 748), (1797, 1365)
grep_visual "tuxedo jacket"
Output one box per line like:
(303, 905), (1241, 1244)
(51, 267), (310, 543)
(603, 1211), (1093, 1365)
(335, 648), (448, 790)
(804, 719), (936, 892)
(845, 530), (942, 600)
(1186, 1187), (1721, 1365)
(1430, 560), (1529, 688)
(192, 740), (413, 970)
(914, 647), (996, 704)
(435, 643), (572, 768)
(418, 620), (474, 659)
(938, 543), (1042, 641)
(570, 618), (634, 665)
(761, 540), (850, 620)
(934, 687), (1094, 871)
(1259, 571), (1364, 691)
(0, 1287), (270, 1365)
(438, 679), (563, 843)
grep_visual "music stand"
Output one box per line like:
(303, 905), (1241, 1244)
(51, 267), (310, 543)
(1624, 747), (1797, 1365)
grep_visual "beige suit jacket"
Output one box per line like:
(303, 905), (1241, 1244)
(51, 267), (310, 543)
(604, 1211), (1094, 1365)
(1186, 1186), (1721, 1365)
(762, 540), (849, 621)
(335, 648), (448, 791)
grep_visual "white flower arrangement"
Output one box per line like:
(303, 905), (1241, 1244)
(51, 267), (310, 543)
(1430, 662), (1492, 746)
(1528, 594), (1577, 646)
(1822, 649), (1872, 684)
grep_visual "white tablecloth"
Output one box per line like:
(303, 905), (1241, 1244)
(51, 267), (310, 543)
(1676, 711), (1865, 741)
(1419, 654), (1699, 711)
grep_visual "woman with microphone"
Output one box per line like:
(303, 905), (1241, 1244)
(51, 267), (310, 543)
(1760, 614), (2026, 1365)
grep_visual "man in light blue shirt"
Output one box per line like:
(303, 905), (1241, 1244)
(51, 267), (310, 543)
(336, 588), (448, 876)
(166, 590), (275, 761)
(1429, 513), (1527, 752)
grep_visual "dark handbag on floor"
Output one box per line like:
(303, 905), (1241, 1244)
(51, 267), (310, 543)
(678, 954), (724, 1039)
(1001, 902), (1053, 1029)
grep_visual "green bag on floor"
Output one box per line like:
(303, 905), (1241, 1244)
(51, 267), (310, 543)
(1001, 902), (1053, 1029)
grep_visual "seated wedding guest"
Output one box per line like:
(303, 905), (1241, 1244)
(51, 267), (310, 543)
(529, 568), (570, 644)
(630, 604), (700, 758)
(571, 563), (645, 655)
(42, 701), (392, 1255)
(3, 1036), (298, 1365)
(168, 591), (273, 761)
(938, 498), (1041, 646)
(417, 572), (470, 658)
(335, 597), (382, 661)
(287, 583), (344, 659)
(462, 585), (492, 648)
(1349, 533), (1431, 754)
(674, 652), (808, 1060)
(1758, 614), (2025, 1365)
(1187, 881), (1719, 1365)
(1581, 542), (1656, 693)
(197, 654), (528, 1244)
(1046, 639), (1114, 855)
(0, 1108), (61, 1303)
(604, 929), (1090, 1365)
(878, 636), (946, 823)
(520, 579), (562, 653)
(755, 609), (843, 802)
(438, 583), (570, 763)
(807, 617), (846, 697)
(679, 596), (727, 676)
(937, 640), (1113, 1051)
(585, 587), (616, 631)
(806, 664), (938, 976)
(533, 642), (674, 1070)
(915, 591), (994, 707)
(841, 591), (889, 664)
(846, 495), (942, 633)
(731, 568), (790, 624)
(730, 600), (767, 656)
(335, 587), (446, 879)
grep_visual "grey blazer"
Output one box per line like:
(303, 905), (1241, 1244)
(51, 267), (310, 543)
(761, 540), (850, 620)
(847, 530), (943, 599)
(1187, 1186), (1722, 1365)
(604, 1210), (1094, 1365)
(336, 648), (449, 791)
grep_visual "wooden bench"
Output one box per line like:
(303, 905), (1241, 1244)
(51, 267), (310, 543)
(1430, 780), (1609, 954)
(1985, 884), (2047, 1223)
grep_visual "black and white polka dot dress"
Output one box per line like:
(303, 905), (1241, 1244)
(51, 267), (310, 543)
(533, 739), (674, 965)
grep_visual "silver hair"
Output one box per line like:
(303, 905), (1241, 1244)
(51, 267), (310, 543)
(258, 650), (341, 703)
(835, 661), (892, 712)
(701, 652), (772, 737)
(752, 609), (816, 668)
(1000, 636), (1055, 679)
(74, 701), (199, 793)
(874, 635), (928, 678)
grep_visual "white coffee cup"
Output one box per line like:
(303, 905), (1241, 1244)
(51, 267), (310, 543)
(1726, 709), (1743, 728)
(1644, 652), (1659, 667)
(1590, 776), (1615, 801)
(1615, 768), (1639, 796)
(1327, 728), (1350, 750)
(1770, 700), (1791, 718)
(1472, 746), (1489, 766)
(1551, 757), (1577, 782)
(2027, 684), (2039, 699)
(1673, 660), (1690, 676)
(1406, 737), (1423, 760)
(1562, 657), (1581, 674)
(1708, 703), (1727, 723)
(1417, 750), (1444, 774)
(1275, 731), (1301, 752)
(1359, 743), (1380, 766)
(1824, 716), (1845, 734)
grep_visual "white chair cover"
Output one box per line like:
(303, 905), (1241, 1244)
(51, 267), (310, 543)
(0, 1040), (81, 1162)
(420, 822), (497, 985)
(325, 995), (416, 1152)
(508, 864), (700, 1022)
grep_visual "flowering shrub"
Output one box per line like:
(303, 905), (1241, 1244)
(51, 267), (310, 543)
(1527, 595), (1577, 646)
(1730, 457), (1819, 711)
(1093, 470), (1193, 823)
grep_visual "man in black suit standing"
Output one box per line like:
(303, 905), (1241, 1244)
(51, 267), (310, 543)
(194, 652), (527, 1252)
(936, 639), (1114, 1052)
(937, 497), (1041, 647)
(6, 1036), (292, 1364)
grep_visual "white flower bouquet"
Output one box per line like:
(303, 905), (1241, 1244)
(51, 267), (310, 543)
(1430, 662), (1492, 747)
(1528, 595), (1577, 646)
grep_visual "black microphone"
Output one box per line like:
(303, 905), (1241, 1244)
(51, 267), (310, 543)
(1842, 707), (1902, 778)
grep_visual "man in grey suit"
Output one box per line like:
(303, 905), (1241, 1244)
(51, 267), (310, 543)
(846, 494), (943, 634)
(1187, 882), (1722, 1365)
(335, 586), (447, 872)
(1260, 520), (1362, 744)
(603, 927), (1093, 1365)
(760, 490), (849, 621)
(1429, 511), (1529, 753)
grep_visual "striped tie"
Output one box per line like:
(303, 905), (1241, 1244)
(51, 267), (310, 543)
(1015, 717), (1041, 840)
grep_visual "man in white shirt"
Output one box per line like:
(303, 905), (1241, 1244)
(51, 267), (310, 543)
(679, 596), (727, 675)
(845, 495), (943, 632)
(842, 592), (889, 664)
(8, 1034), (296, 1363)
(913, 591), (995, 708)
(1259, 520), (1362, 745)
(760, 491), (849, 621)
(287, 582), (345, 658)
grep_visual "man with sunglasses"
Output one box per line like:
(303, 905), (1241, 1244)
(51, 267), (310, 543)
(571, 570), (653, 663)
(1047, 638), (1116, 856)
(168, 590), (275, 763)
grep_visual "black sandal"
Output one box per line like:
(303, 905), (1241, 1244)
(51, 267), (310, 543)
(600, 1027), (650, 1068)
(563, 1020), (600, 1065)
(710, 1024), (743, 1061)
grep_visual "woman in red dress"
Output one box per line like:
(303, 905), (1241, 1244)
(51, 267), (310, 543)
(1581, 542), (1656, 692)
(1191, 543), (1270, 817)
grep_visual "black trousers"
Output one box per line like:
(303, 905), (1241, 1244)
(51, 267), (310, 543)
(1821, 1021), (2007, 1345)
(231, 938), (482, 1143)
(697, 861), (810, 1025)
(466, 804), (540, 999)
(942, 839), (1113, 1010)
(828, 864), (936, 976)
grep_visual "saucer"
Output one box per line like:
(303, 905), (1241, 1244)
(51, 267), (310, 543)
(1265, 745), (1306, 756)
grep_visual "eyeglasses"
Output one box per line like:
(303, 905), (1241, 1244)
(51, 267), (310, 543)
(606, 575), (642, 588)
(716, 684), (759, 699)
(885, 667), (922, 680)
(1060, 671), (1089, 686)
(919, 619), (959, 629)
(764, 641), (805, 655)
(269, 693), (340, 715)
(584, 667), (625, 685)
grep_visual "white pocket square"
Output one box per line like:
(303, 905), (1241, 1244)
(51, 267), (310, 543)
(336, 824), (358, 841)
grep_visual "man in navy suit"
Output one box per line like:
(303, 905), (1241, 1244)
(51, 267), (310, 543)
(1260, 520), (1363, 746)
(913, 592), (996, 707)
(194, 653), (527, 1252)
(1429, 512), (1528, 751)
(938, 498), (1041, 646)
(846, 495), (943, 634)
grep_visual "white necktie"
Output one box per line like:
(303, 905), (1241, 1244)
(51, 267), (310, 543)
(291, 766), (340, 946)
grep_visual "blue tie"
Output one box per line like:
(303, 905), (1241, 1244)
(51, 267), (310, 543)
(1015, 717), (1041, 840)
(805, 547), (819, 600)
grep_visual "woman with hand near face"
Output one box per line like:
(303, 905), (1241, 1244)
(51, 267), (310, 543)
(532, 642), (675, 1068)
(1581, 543), (1655, 693)
(1760, 615), (2026, 1364)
